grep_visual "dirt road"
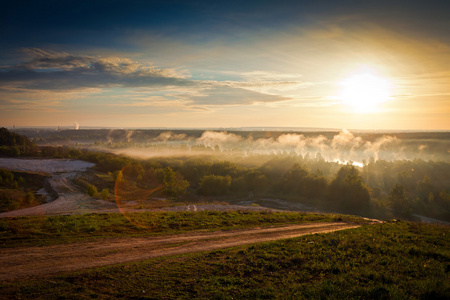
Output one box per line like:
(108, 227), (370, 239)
(0, 158), (118, 218)
(0, 222), (360, 282)
(0, 158), (287, 218)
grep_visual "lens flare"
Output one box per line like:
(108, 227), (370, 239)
(114, 168), (164, 228)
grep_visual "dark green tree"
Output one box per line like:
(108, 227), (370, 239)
(244, 170), (268, 193)
(198, 175), (231, 196)
(282, 164), (308, 195)
(0, 127), (33, 146)
(416, 175), (433, 201)
(162, 167), (189, 199)
(389, 183), (411, 218)
(327, 165), (370, 214)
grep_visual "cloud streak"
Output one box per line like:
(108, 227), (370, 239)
(0, 48), (308, 109)
(0, 49), (192, 90)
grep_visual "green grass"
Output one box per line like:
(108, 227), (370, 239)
(1, 220), (448, 299)
(0, 211), (367, 248)
(0, 169), (48, 212)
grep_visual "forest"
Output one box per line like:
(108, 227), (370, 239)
(1, 127), (449, 221)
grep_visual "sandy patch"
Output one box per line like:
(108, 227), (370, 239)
(0, 158), (94, 174)
(0, 158), (118, 218)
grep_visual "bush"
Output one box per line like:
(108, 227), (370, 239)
(162, 167), (190, 199)
(24, 192), (35, 205)
(86, 184), (98, 197)
(112, 170), (123, 182)
(100, 188), (110, 200)
(68, 149), (82, 159)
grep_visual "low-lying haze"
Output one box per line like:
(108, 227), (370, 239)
(19, 128), (450, 165)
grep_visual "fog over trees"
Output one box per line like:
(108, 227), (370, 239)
(1, 128), (449, 221)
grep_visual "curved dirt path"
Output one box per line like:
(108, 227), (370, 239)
(0, 158), (286, 217)
(0, 222), (360, 282)
(0, 158), (118, 218)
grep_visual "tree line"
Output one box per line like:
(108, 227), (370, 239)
(1, 128), (449, 221)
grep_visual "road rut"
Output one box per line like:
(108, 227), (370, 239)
(0, 222), (360, 282)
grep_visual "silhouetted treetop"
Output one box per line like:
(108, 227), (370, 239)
(0, 128), (33, 146)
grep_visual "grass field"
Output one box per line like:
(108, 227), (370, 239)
(0, 211), (366, 248)
(0, 212), (448, 299)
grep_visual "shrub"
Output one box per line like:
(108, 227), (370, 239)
(100, 188), (110, 200)
(112, 170), (123, 182)
(86, 184), (98, 197)
(24, 192), (35, 205)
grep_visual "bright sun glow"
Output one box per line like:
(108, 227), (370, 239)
(340, 71), (391, 113)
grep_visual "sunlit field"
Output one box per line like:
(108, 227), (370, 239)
(1, 1), (449, 298)
(1, 220), (448, 299)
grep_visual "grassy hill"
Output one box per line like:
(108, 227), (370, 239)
(0, 212), (448, 299)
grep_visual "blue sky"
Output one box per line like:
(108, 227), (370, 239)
(1, 0), (449, 129)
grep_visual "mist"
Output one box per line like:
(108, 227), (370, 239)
(16, 128), (449, 165)
(5, 126), (450, 221)
(87, 129), (449, 166)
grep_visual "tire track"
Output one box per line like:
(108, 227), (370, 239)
(0, 222), (361, 282)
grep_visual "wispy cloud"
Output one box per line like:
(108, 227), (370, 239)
(0, 48), (313, 109)
(185, 86), (291, 106)
(0, 49), (192, 90)
(218, 80), (315, 93)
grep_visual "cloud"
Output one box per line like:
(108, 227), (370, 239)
(0, 48), (307, 110)
(110, 83), (296, 108)
(0, 49), (192, 90)
(220, 80), (315, 93)
(112, 95), (192, 108)
(186, 86), (291, 105)
(0, 84), (103, 113)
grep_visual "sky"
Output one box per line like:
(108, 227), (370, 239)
(0, 0), (449, 130)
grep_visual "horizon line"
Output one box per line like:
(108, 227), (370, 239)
(3, 125), (450, 133)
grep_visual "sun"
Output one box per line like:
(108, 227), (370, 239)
(340, 71), (391, 113)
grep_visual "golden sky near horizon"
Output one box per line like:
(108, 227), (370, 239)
(0, 1), (449, 130)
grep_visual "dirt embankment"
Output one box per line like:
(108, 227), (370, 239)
(0, 158), (119, 218)
(0, 159), (284, 217)
(0, 222), (361, 282)
(42, 177), (59, 200)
